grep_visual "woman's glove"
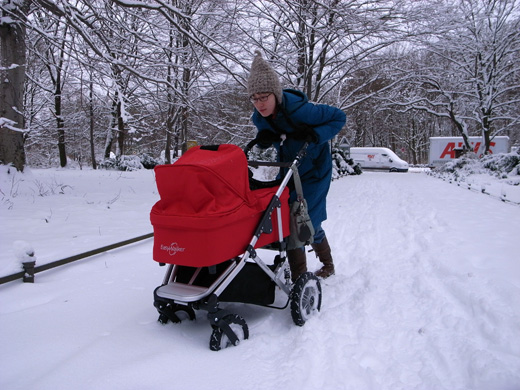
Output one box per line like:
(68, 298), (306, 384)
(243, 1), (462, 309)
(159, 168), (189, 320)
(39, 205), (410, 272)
(288, 124), (319, 143)
(256, 130), (281, 146)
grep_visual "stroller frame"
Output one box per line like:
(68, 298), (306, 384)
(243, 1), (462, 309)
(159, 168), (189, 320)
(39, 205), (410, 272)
(153, 143), (322, 351)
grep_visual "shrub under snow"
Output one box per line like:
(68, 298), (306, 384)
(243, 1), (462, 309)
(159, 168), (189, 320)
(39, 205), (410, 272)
(99, 154), (160, 171)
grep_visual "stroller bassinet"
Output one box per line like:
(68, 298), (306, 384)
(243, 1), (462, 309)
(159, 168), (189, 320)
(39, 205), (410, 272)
(150, 144), (290, 266)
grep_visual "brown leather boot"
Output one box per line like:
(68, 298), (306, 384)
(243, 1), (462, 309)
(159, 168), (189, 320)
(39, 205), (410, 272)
(311, 237), (335, 279)
(287, 248), (307, 282)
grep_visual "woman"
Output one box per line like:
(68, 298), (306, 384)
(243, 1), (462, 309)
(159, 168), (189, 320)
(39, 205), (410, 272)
(247, 51), (346, 281)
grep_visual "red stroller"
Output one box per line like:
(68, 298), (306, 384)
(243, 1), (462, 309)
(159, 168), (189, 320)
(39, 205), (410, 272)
(150, 142), (322, 351)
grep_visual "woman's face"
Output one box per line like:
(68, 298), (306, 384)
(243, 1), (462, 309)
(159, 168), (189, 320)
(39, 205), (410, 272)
(251, 93), (277, 117)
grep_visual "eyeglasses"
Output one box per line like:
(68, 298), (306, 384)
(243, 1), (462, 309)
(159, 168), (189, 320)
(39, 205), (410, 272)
(250, 93), (272, 104)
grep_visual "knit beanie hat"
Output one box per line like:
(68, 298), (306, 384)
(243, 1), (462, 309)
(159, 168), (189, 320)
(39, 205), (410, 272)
(248, 50), (283, 104)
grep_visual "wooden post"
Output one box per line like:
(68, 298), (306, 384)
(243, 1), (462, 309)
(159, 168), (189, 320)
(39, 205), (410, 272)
(22, 261), (36, 283)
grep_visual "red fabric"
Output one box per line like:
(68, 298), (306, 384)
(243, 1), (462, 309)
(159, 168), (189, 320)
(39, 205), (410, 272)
(150, 145), (289, 266)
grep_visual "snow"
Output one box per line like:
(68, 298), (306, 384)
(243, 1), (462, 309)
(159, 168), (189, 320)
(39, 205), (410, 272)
(12, 240), (35, 263)
(1, 159), (520, 390)
(0, 117), (24, 133)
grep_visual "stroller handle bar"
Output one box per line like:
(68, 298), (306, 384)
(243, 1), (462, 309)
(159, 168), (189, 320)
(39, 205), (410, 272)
(250, 140), (308, 203)
(245, 138), (309, 190)
(244, 138), (309, 169)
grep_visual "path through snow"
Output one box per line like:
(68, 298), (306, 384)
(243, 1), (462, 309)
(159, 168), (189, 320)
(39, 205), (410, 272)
(1, 171), (519, 390)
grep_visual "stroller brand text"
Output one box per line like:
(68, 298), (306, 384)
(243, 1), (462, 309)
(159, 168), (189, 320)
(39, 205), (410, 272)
(161, 242), (186, 256)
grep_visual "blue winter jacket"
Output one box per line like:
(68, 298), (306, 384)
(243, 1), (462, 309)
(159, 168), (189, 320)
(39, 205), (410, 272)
(251, 89), (346, 228)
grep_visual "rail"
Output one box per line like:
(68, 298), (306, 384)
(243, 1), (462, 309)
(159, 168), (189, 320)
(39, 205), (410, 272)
(0, 233), (153, 285)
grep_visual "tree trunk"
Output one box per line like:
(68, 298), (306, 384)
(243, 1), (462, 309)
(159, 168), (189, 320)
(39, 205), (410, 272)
(89, 79), (97, 169)
(0, 4), (27, 172)
(104, 98), (117, 159)
(55, 80), (67, 167)
(116, 100), (125, 157)
(481, 111), (492, 155)
(448, 109), (472, 151)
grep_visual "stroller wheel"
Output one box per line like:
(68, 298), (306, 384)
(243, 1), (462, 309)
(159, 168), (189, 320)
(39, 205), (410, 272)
(158, 313), (170, 325)
(290, 272), (322, 326)
(209, 314), (249, 351)
(156, 302), (196, 324)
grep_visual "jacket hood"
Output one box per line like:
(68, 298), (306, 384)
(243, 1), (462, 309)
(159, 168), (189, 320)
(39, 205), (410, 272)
(282, 89), (308, 115)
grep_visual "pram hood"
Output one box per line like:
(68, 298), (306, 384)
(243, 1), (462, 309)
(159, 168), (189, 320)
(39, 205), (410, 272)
(150, 144), (289, 266)
(153, 144), (254, 217)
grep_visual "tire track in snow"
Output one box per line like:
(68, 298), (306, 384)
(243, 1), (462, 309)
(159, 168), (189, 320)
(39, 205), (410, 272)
(321, 172), (520, 389)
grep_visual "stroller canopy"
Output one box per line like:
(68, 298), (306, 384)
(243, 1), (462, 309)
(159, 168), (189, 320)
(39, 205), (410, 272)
(154, 144), (253, 216)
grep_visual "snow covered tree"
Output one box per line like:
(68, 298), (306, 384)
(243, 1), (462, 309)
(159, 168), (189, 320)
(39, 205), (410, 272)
(387, 0), (520, 154)
(28, 9), (71, 167)
(4, 0), (519, 167)
(108, 0), (257, 154)
(236, 0), (413, 107)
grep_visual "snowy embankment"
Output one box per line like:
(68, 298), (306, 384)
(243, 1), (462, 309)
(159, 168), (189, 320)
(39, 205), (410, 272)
(1, 164), (519, 390)
(0, 167), (159, 276)
(427, 152), (520, 205)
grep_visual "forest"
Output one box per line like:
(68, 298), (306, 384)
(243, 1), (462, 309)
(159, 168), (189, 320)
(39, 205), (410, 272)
(1, 0), (519, 170)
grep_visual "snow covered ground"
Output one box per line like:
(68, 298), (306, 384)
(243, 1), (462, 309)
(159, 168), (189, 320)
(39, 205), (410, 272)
(1, 159), (520, 390)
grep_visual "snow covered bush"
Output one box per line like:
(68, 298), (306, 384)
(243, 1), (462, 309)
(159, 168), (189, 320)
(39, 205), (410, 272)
(98, 158), (118, 170)
(435, 153), (483, 181)
(481, 152), (520, 176)
(98, 154), (160, 171)
(428, 151), (520, 192)
(425, 151), (520, 205)
(331, 148), (362, 180)
(117, 156), (145, 171)
(246, 145), (278, 162)
(139, 153), (160, 169)
(435, 152), (519, 179)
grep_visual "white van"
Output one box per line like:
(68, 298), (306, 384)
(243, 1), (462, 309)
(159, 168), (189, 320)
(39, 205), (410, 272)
(349, 147), (409, 172)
